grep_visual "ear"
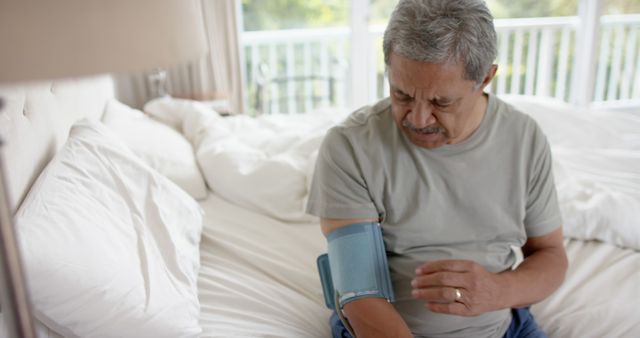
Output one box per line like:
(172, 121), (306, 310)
(477, 64), (498, 91)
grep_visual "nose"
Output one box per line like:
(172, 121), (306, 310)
(406, 101), (436, 128)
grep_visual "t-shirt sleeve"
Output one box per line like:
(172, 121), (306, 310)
(524, 124), (563, 237)
(305, 127), (379, 220)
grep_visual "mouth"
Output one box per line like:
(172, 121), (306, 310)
(402, 120), (445, 136)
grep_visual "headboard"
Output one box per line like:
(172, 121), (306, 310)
(0, 76), (114, 213)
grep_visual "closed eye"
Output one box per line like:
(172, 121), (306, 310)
(433, 98), (457, 109)
(393, 90), (413, 102)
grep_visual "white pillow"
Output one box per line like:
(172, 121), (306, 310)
(143, 96), (350, 223)
(103, 99), (208, 200)
(15, 120), (203, 338)
(191, 109), (348, 223)
(197, 135), (319, 223)
(143, 96), (214, 132)
(553, 147), (640, 250)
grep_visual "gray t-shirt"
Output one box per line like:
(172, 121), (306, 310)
(306, 94), (562, 338)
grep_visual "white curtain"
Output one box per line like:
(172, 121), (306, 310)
(199, 0), (245, 114)
(114, 0), (245, 114)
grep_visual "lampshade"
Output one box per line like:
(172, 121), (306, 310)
(0, 0), (208, 83)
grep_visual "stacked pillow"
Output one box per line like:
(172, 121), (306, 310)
(15, 120), (203, 337)
(144, 97), (348, 223)
(103, 99), (208, 200)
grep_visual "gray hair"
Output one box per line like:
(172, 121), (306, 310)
(383, 0), (497, 84)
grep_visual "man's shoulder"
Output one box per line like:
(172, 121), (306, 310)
(491, 94), (542, 135)
(320, 98), (393, 159)
(338, 97), (392, 129)
(490, 95), (550, 156)
(493, 95), (534, 122)
(324, 97), (392, 144)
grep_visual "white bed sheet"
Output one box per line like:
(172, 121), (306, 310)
(532, 239), (640, 338)
(3, 170), (639, 338)
(197, 194), (330, 337)
(196, 193), (640, 338)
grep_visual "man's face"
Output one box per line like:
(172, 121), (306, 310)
(388, 52), (492, 149)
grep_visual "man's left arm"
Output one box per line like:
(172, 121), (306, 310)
(411, 227), (567, 316)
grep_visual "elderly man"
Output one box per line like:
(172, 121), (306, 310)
(306, 0), (568, 337)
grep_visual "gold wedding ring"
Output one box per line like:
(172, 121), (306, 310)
(454, 288), (462, 302)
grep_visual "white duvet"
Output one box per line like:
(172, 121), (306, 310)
(504, 96), (640, 250)
(146, 97), (349, 224)
(146, 96), (640, 250)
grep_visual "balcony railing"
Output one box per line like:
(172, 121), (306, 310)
(242, 14), (640, 115)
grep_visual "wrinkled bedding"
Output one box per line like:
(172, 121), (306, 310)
(149, 95), (640, 250)
(142, 96), (640, 337)
(196, 193), (640, 337)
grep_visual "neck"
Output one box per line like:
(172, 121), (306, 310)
(450, 93), (488, 144)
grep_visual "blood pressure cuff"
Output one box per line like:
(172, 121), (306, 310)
(316, 222), (395, 309)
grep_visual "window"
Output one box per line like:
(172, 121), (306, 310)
(240, 0), (640, 114)
(241, 0), (349, 114)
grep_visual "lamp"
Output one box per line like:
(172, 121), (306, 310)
(0, 1), (207, 337)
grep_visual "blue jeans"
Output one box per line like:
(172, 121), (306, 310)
(329, 307), (547, 338)
(503, 307), (548, 338)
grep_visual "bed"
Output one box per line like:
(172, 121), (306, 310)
(0, 76), (639, 338)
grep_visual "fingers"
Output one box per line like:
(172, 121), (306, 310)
(411, 286), (462, 304)
(411, 287), (479, 316)
(411, 271), (468, 289)
(411, 260), (502, 316)
(415, 259), (476, 275)
(411, 260), (478, 304)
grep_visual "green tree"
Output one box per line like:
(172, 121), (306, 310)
(242, 0), (640, 32)
(487, 0), (578, 18)
(489, 0), (640, 18)
(604, 0), (640, 14)
(242, 0), (348, 31)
